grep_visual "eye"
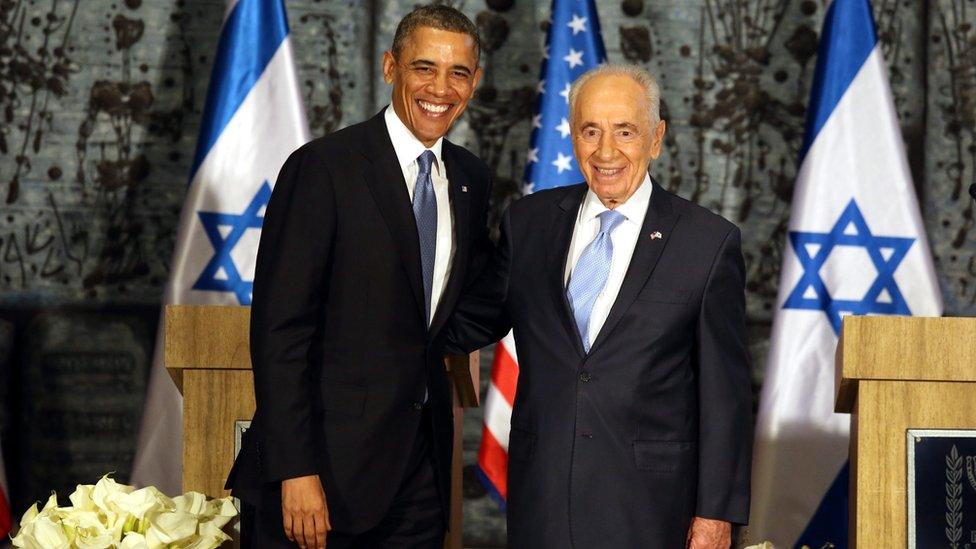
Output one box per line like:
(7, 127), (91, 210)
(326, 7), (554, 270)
(451, 70), (470, 79)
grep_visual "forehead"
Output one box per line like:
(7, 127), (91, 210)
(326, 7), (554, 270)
(574, 75), (648, 124)
(400, 26), (479, 65)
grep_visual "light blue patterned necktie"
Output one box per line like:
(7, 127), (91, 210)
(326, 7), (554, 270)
(567, 209), (627, 352)
(413, 150), (438, 324)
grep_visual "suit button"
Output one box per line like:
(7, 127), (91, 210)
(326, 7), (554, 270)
(412, 402), (423, 411)
(579, 371), (592, 382)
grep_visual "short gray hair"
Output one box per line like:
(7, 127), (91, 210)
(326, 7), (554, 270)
(568, 64), (661, 127)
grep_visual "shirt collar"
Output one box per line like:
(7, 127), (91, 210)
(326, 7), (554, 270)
(578, 173), (653, 225)
(384, 104), (444, 175)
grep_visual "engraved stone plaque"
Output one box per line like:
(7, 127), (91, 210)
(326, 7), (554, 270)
(21, 313), (149, 506)
(908, 429), (976, 548)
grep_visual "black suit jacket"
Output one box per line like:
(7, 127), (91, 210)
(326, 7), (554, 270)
(448, 181), (752, 548)
(226, 109), (492, 534)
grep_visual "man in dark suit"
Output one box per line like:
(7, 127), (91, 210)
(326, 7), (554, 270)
(226, 6), (491, 548)
(448, 65), (752, 548)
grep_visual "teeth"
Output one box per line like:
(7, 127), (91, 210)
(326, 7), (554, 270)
(419, 100), (449, 114)
(596, 167), (621, 176)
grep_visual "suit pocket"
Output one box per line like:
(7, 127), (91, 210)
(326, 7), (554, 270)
(320, 378), (367, 417)
(635, 287), (692, 304)
(633, 440), (695, 472)
(508, 427), (536, 463)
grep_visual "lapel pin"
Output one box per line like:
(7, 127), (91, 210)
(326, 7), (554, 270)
(461, 185), (468, 193)
(650, 231), (663, 240)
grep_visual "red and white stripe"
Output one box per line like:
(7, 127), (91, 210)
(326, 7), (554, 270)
(477, 331), (519, 503)
(0, 435), (11, 538)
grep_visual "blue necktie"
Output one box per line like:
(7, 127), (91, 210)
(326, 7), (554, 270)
(567, 210), (626, 352)
(413, 150), (438, 324)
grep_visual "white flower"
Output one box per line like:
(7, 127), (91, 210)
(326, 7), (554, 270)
(114, 485), (173, 520)
(146, 510), (199, 546)
(119, 532), (150, 549)
(11, 514), (70, 549)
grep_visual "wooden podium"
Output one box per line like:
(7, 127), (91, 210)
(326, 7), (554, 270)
(835, 316), (976, 547)
(165, 304), (479, 548)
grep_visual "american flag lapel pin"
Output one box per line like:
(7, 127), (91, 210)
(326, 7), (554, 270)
(650, 231), (663, 240)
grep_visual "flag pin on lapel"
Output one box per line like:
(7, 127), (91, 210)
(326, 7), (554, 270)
(650, 231), (663, 240)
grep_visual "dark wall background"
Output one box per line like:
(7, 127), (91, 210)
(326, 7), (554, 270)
(0, 0), (974, 546)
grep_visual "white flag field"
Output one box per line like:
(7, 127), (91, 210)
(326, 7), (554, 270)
(131, 0), (309, 494)
(749, 0), (942, 546)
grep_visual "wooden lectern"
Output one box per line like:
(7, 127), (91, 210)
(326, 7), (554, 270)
(165, 304), (479, 548)
(835, 316), (976, 547)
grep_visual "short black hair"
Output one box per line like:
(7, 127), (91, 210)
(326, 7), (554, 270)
(391, 4), (481, 63)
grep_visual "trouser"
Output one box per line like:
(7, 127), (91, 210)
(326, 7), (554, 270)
(243, 407), (445, 548)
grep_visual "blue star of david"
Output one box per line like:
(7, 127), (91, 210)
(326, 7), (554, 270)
(783, 199), (915, 334)
(193, 182), (271, 305)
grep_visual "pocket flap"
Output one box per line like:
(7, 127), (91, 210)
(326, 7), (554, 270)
(633, 440), (695, 472)
(320, 378), (367, 417)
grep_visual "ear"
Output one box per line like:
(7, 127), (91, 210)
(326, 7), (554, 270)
(382, 51), (396, 84)
(471, 66), (484, 92)
(649, 120), (667, 159)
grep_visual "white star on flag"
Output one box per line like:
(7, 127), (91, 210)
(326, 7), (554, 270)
(552, 152), (573, 173)
(563, 48), (584, 69)
(526, 148), (539, 163)
(567, 14), (588, 35)
(555, 117), (571, 138)
(559, 82), (571, 104)
(532, 114), (543, 128)
(537, 79), (546, 94)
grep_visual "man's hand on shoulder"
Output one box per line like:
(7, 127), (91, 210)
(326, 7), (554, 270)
(686, 516), (731, 549)
(282, 474), (330, 549)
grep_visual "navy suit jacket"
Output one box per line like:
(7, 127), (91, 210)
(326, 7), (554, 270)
(448, 180), (752, 547)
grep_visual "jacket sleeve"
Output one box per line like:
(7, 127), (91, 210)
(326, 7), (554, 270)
(694, 225), (753, 524)
(249, 145), (335, 484)
(444, 204), (514, 355)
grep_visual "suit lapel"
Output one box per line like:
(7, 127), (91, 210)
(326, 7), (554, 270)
(588, 180), (679, 355)
(428, 143), (472, 338)
(359, 111), (426, 323)
(548, 185), (588, 358)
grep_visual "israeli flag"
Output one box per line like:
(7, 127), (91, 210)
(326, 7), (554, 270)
(131, 0), (309, 493)
(749, 0), (942, 546)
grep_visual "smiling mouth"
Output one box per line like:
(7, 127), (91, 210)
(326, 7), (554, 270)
(417, 99), (452, 117)
(594, 166), (624, 177)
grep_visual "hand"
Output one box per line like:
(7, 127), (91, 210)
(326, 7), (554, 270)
(281, 474), (330, 549)
(686, 516), (731, 549)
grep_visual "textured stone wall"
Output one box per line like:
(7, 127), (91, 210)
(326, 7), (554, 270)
(0, 1), (974, 546)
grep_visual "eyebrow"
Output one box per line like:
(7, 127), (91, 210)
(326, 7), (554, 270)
(579, 121), (639, 130)
(409, 59), (473, 76)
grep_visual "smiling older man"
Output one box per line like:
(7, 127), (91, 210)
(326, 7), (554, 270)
(447, 64), (753, 548)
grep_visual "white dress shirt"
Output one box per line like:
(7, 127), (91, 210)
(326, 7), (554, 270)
(564, 174), (653, 345)
(384, 105), (456, 326)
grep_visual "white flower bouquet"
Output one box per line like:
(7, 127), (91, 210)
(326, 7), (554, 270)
(10, 475), (238, 549)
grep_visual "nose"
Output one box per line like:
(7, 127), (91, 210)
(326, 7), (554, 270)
(429, 70), (449, 97)
(596, 131), (615, 160)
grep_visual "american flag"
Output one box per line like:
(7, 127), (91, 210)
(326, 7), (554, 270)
(476, 0), (606, 506)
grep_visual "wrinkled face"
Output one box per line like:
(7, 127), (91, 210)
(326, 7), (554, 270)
(572, 74), (666, 208)
(383, 27), (482, 147)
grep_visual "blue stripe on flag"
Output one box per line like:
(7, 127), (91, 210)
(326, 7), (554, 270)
(799, 0), (877, 161)
(796, 462), (850, 549)
(475, 465), (507, 511)
(190, 0), (290, 179)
